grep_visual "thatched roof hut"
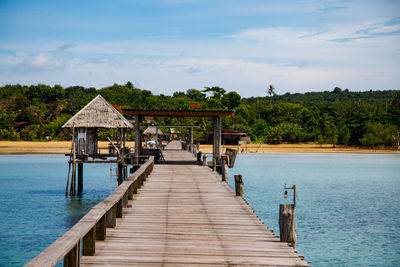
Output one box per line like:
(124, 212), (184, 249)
(62, 95), (133, 129)
(143, 126), (164, 135)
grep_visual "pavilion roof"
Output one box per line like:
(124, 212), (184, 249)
(62, 95), (133, 128)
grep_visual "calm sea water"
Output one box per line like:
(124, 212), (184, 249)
(0, 155), (118, 267)
(0, 153), (399, 266)
(228, 153), (400, 267)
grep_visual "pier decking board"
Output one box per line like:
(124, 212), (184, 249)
(80, 141), (308, 266)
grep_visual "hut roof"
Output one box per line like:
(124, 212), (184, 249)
(62, 95), (133, 129)
(143, 126), (164, 135)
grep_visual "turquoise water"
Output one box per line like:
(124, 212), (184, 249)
(0, 153), (399, 266)
(228, 153), (400, 267)
(0, 155), (117, 267)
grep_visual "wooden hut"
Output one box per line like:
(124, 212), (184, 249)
(62, 95), (133, 156)
(62, 95), (133, 196)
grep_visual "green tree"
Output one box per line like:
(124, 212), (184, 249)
(221, 91), (241, 110)
(267, 84), (276, 104)
(203, 86), (226, 100)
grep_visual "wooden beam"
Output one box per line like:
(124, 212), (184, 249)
(123, 109), (234, 118)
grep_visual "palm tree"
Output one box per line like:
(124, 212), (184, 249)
(267, 84), (276, 104)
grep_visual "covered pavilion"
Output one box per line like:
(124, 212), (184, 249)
(122, 109), (235, 164)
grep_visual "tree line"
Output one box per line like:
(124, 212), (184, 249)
(0, 83), (399, 149)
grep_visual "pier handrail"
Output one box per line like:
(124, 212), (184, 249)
(24, 156), (155, 267)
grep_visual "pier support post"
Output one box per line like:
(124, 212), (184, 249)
(279, 204), (296, 249)
(83, 226), (96, 256)
(234, 174), (244, 197)
(106, 205), (117, 228)
(77, 163), (83, 195)
(64, 243), (79, 267)
(117, 199), (123, 218)
(96, 215), (106, 240)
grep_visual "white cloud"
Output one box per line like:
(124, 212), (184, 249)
(0, 17), (399, 95)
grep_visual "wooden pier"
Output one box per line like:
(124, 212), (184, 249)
(26, 140), (308, 266)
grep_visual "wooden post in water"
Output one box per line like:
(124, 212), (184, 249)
(77, 163), (83, 195)
(234, 174), (244, 197)
(279, 204), (296, 249)
(279, 184), (297, 249)
(70, 134), (76, 196)
(117, 162), (123, 185)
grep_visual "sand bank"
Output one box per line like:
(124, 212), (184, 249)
(0, 141), (398, 154)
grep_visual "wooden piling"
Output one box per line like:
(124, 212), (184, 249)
(77, 163), (83, 195)
(279, 204), (296, 249)
(117, 162), (123, 185)
(234, 174), (244, 197)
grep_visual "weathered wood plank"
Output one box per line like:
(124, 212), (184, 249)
(80, 141), (308, 267)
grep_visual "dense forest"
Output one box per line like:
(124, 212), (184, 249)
(0, 82), (399, 149)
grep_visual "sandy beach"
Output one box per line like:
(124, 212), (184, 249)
(0, 141), (398, 154)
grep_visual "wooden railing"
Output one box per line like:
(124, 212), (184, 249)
(25, 156), (155, 267)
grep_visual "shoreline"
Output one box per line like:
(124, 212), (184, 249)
(0, 141), (399, 155)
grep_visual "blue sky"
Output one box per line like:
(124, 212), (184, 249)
(0, 0), (399, 96)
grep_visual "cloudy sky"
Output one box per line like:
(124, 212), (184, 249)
(0, 0), (399, 96)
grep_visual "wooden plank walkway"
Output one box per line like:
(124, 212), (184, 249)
(81, 141), (309, 266)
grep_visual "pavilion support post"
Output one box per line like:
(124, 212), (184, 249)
(77, 163), (83, 195)
(189, 127), (193, 152)
(134, 115), (142, 164)
(156, 127), (159, 147)
(213, 116), (222, 165)
(221, 157), (226, 182)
